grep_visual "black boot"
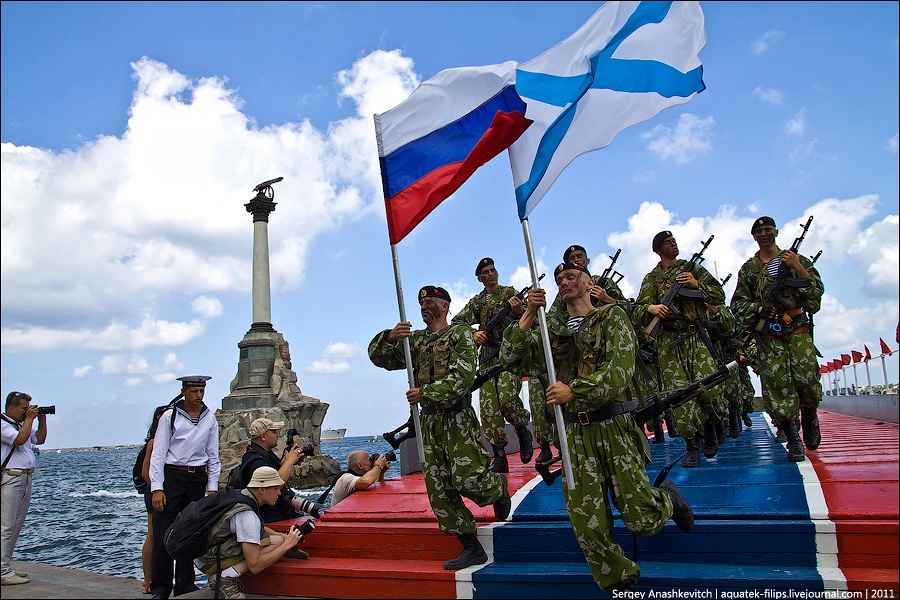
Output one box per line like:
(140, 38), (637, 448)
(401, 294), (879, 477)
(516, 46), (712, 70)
(715, 417), (726, 445)
(489, 443), (509, 473)
(782, 419), (805, 462)
(681, 434), (700, 468)
(801, 408), (821, 450)
(442, 533), (488, 570)
(742, 411), (753, 428)
(515, 425), (534, 464)
(727, 409), (741, 439)
(652, 419), (665, 444)
(774, 423), (787, 443)
(659, 479), (694, 532)
(702, 419), (719, 458)
(665, 412), (681, 437)
(535, 442), (553, 464)
(493, 473), (511, 521)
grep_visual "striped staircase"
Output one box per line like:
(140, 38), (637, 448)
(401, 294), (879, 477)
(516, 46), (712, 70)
(242, 411), (899, 598)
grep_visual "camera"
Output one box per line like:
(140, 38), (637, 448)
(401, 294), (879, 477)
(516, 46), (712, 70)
(37, 406), (56, 415)
(370, 450), (396, 463)
(299, 442), (314, 457)
(290, 520), (316, 538)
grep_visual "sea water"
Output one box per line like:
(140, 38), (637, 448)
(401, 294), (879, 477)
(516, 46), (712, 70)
(13, 436), (397, 583)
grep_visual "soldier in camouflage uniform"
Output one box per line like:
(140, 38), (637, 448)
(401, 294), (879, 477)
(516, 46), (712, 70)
(500, 262), (693, 593)
(633, 231), (726, 468)
(368, 285), (511, 570)
(730, 216), (824, 462)
(452, 257), (533, 473)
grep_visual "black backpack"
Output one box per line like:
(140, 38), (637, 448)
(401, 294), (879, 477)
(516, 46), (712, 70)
(227, 444), (271, 490)
(163, 488), (258, 561)
(132, 444), (148, 495)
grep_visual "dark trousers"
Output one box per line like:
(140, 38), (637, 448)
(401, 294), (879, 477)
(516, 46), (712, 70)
(150, 466), (207, 598)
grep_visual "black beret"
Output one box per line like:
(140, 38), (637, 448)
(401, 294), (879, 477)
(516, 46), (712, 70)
(751, 216), (776, 235)
(652, 230), (673, 252)
(475, 257), (494, 276)
(178, 375), (211, 387)
(418, 286), (451, 303)
(553, 262), (591, 281)
(563, 245), (587, 262)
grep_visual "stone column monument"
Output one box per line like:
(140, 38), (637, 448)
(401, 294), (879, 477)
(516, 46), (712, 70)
(217, 177), (339, 489)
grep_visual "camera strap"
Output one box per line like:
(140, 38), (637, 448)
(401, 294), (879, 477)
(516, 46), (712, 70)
(1, 413), (22, 472)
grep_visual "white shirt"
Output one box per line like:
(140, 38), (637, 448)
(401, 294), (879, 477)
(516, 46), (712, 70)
(149, 401), (221, 492)
(330, 472), (361, 507)
(0, 414), (37, 470)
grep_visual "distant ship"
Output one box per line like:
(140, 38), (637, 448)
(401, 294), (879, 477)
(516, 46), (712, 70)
(321, 427), (346, 441)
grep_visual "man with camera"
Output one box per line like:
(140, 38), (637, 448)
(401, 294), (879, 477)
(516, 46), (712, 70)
(1, 391), (50, 586)
(330, 449), (393, 507)
(195, 466), (308, 600)
(237, 418), (323, 533)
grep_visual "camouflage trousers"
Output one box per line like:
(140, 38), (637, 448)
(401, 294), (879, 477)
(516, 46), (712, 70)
(478, 369), (530, 446)
(561, 413), (673, 592)
(421, 405), (504, 535)
(657, 331), (725, 438)
(756, 332), (822, 421)
(526, 378), (557, 445)
(738, 364), (756, 414)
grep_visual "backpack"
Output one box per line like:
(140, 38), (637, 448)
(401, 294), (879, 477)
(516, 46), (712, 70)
(226, 444), (270, 490)
(132, 444), (148, 495)
(163, 488), (258, 561)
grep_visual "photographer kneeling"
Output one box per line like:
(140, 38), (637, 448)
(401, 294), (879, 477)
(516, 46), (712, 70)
(196, 467), (308, 600)
(330, 449), (392, 507)
(237, 420), (322, 534)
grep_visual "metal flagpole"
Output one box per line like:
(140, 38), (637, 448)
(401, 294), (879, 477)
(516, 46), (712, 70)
(851, 363), (859, 393)
(390, 244), (427, 465)
(520, 218), (575, 490)
(864, 360), (872, 394)
(880, 354), (889, 389)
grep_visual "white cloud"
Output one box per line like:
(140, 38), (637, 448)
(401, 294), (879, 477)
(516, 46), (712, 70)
(308, 360), (351, 374)
(784, 108), (806, 137)
(641, 113), (714, 164)
(72, 365), (93, 379)
(1, 53), (420, 354)
(887, 133), (899, 154)
(322, 342), (363, 359)
(752, 30), (785, 55)
(752, 86), (784, 106)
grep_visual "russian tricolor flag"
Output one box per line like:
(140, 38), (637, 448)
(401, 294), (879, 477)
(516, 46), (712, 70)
(374, 62), (531, 245)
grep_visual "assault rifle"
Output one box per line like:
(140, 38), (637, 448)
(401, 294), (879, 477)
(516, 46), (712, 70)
(598, 249), (621, 286)
(533, 360), (738, 486)
(382, 363), (509, 450)
(645, 235), (714, 340)
(752, 215), (814, 336)
(720, 273), (731, 287)
(477, 275), (545, 369)
(808, 249), (823, 357)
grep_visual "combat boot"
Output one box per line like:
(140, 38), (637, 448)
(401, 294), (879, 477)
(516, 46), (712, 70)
(659, 479), (694, 532)
(742, 411), (753, 428)
(681, 434), (700, 468)
(515, 425), (534, 464)
(535, 442), (553, 464)
(652, 419), (665, 444)
(727, 409), (741, 439)
(774, 423), (787, 443)
(715, 418), (726, 445)
(782, 419), (805, 462)
(702, 419), (719, 458)
(489, 443), (509, 473)
(801, 408), (821, 450)
(443, 533), (488, 570)
(493, 473), (511, 521)
(665, 412), (681, 437)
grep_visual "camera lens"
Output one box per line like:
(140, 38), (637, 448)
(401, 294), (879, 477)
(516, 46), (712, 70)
(37, 406), (56, 415)
(384, 450), (396, 462)
(301, 442), (314, 456)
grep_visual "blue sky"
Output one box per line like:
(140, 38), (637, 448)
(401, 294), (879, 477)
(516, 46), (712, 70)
(2, 1), (898, 450)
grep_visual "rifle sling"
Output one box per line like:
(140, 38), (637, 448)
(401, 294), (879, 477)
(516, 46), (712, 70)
(562, 398), (636, 425)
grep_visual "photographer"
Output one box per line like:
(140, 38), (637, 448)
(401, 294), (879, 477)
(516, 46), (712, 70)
(238, 419), (322, 530)
(195, 467), (307, 600)
(330, 449), (392, 507)
(1, 391), (49, 586)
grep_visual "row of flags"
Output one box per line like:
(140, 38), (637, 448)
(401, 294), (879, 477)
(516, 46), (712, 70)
(820, 337), (896, 375)
(374, 1), (706, 244)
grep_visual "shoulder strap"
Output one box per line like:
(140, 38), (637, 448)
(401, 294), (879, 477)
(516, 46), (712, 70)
(1, 414), (22, 470)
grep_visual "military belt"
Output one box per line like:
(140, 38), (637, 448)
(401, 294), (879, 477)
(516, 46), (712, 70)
(165, 464), (207, 474)
(563, 400), (638, 425)
(421, 394), (472, 416)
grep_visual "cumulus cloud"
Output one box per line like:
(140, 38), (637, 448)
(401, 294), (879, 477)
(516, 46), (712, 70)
(752, 30), (785, 55)
(784, 109), (806, 137)
(887, 133), (899, 154)
(307, 341), (365, 374)
(641, 113), (714, 164)
(1, 52), (419, 354)
(72, 365), (93, 379)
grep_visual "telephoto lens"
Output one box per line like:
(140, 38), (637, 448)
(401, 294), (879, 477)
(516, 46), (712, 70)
(37, 406), (56, 415)
(371, 450), (397, 463)
(294, 498), (323, 519)
(300, 442), (315, 456)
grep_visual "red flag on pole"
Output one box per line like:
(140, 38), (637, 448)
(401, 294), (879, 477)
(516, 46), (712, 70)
(851, 350), (863, 363)
(820, 364), (827, 374)
(831, 359), (840, 371)
(864, 345), (872, 361)
(841, 353), (851, 365)
(880, 338), (893, 355)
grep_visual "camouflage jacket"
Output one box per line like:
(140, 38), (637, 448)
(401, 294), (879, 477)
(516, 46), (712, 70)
(633, 260), (725, 328)
(368, 325), (477, 410)
(500, 304), (636, 414)
(451, 285), (521, 344)
(730, 250), (824, 334)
